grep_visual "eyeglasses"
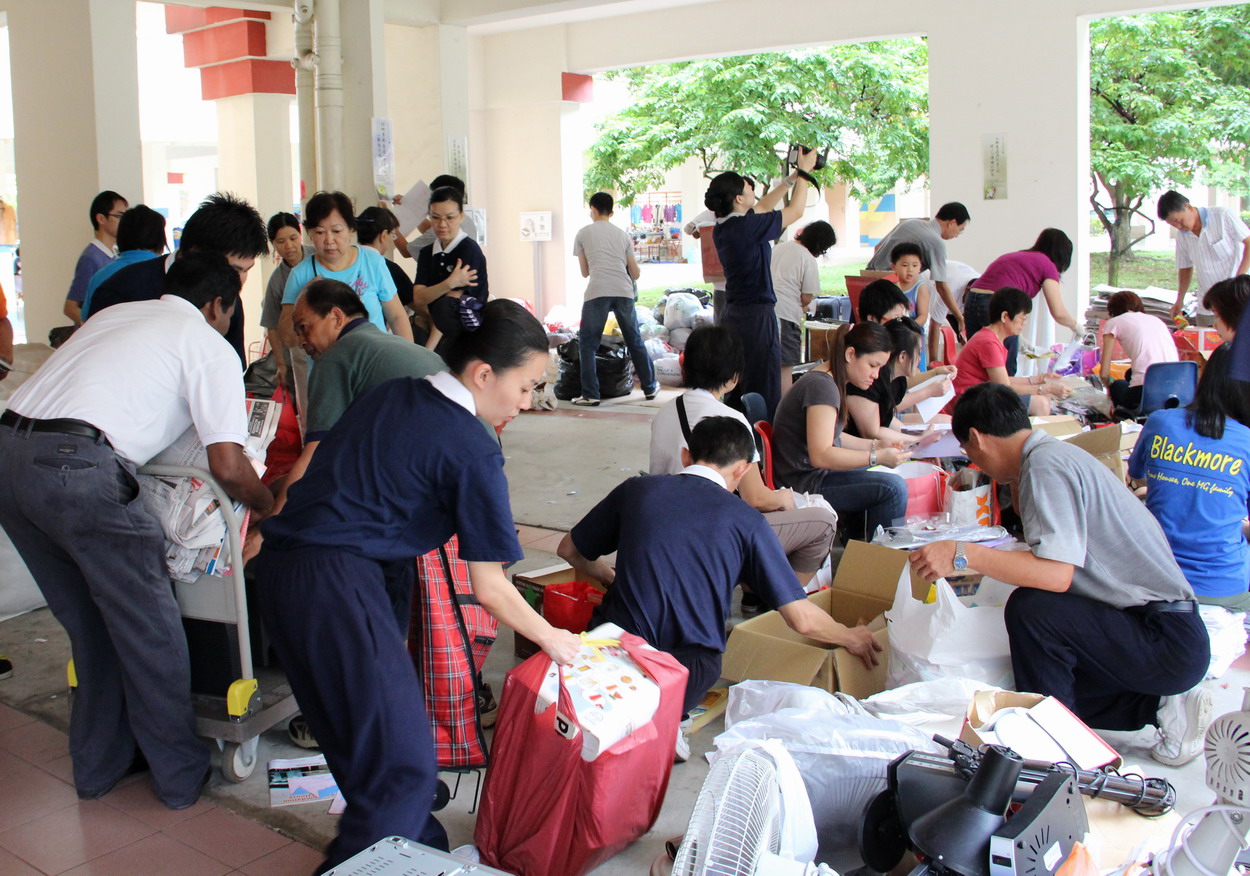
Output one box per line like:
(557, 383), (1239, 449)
(428, 215), (460, 226)
(106, 212), (125, 219)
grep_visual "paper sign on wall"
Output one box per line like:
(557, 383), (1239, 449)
(982, 133), (1007, 200)
(372, 117), (395, 199)
(520, 211), (552, 242)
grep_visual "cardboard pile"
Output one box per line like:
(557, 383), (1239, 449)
(721, 541), (929, 699)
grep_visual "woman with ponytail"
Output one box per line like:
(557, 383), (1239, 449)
(771, 321), (913, 539)
(255, 299), (580, 873)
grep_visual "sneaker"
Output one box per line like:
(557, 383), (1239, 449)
(477, 682), (499, 729)
(572, 397), (600, 407)
(1151, 684), (1213, 766)
(0, 655), (11, 680)
(287, 714), (321, 750)
(740, 592), (765, 618)
(644, 387), (659, 401)
(674, 727), (690, 763)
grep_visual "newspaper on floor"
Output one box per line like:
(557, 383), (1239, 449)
(139, 397), (280, 582)
(268, 754), (340, 807)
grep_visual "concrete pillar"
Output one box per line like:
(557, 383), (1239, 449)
(6, 0), (142, 343)
(336, 0), (387, 206)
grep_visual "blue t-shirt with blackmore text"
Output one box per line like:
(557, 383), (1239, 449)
(1129, 408), (1250, 598)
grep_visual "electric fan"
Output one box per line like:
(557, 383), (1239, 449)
(671, 747), (838, 876)
(1151, 687), (1250, 876)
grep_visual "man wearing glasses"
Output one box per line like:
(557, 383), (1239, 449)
(63, 190), (128, 326)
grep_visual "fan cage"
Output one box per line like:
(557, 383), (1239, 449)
(1205, 712), (1250, 803)
(672, 748), (783, 876)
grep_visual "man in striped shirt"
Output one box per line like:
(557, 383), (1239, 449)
(1158, 190), (1250, 327)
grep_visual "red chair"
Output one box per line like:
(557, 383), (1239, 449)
(753, 421), (776, 489)
(935, 325), (959, 366)
(845, 275), (873, 322)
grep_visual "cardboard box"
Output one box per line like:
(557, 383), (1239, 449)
(720, 541), (929, 699)
(1030, 415), (1082, 438)
(1061, 423), (1130, 484)
(511, 562), (578, 659)
(959, 690), (1121, 770)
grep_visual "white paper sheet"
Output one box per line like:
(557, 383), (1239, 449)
(390, 179), (431, 235)
(913, 430), (964, 458)
(910, 374), (954, 423)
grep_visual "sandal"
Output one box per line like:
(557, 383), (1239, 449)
(287, 714), (320, 749)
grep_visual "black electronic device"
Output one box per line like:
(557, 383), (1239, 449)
(787, 143), (828, 171)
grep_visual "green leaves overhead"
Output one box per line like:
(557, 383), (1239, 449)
(584, 40), (929, 204)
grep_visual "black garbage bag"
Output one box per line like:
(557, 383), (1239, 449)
(554, 338), (635, 400)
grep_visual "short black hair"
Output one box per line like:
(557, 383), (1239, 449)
(298, 277), (368, 319)
(860, 279), (910, 321)
(163, 250), (241, 311)
(428, 186), (464, 212)
(115, 205), (166, 254)
(89, 190), (126, 231)
(682, 325), (743, 391)
(1028, 228), (1073, 274)
(444, 299), (547, 375)
(688, 416), (756, 468)
(705, 172), (748, 218)
(884, 315), (923, 369)
(797, 221), (836, 258)
(267, 212), (301, 241)
(935, 202), (970, 224)
(988, 286), (1032, 323)
(890, 242), (924, 265)
(304, 191), (356, 232)
(1187, 344), (1250, 440)
(355, 206), (399, 246)
(1202, 275), (1250, 329)
(180, 192), (268, 258)
(589, 192), (614, 214)
(951, 382), (1030, 444)
(430, 174), (465, 195)
(1157, 190), (1189, 219)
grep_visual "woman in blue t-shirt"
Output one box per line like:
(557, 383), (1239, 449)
(414, 186), (489, 358)
(279, 190), (413, 342)
(704, 147), (818, 420)
(1129, 344), (1250, 608)
(255, 300), (580, 872)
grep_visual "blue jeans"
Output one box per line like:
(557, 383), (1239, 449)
(578, 296), (657, 400)
(0, 426), (209, 805)
(809, 467), (908, 541)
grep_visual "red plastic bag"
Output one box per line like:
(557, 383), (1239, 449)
(542, 581), (602, 633)
(475, 634), (688, 876)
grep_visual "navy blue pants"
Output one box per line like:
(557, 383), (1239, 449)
(722, 301), (781, 420)
(257, 545), (446, 872)
(1005, 588), (1209, 731)
(0, 426), (209, 806)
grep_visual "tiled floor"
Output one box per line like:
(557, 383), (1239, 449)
(0, 704), (323, 876)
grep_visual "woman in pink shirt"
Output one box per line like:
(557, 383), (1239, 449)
(1099, 290), (1179, 412)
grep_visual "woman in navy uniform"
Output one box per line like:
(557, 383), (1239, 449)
(256, 299), (580, 873)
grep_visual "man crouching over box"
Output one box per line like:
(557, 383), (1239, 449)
(909, 382), (1211, 766)
(558, 416), (880, 756)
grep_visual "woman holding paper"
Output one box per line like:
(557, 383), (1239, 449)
(845, 316), (956, 444)
(771, 321), (913, 540)
(964, 228), (1079, 375)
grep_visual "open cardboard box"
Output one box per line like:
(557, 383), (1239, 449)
(720, 541), (928, 699)
(959, 690), (1122, 770)
(1060, 423), (1134, 483)
(511, 562), (577, 659)
(1030, 415), (1082, 438)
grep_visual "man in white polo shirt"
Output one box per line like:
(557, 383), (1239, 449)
(0, 251), (273, 809)
(1158, 190), (1250, 327)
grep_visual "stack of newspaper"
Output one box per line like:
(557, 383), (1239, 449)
(139, 398), (281, 583)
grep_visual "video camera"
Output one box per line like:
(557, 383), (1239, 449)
(787, 143), (828, 171)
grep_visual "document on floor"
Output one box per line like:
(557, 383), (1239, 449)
(268, 754), (340, 807)
(910, 374), (955, 423)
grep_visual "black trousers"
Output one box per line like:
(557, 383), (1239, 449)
(1005, 588), (1209, 731)
(722, 301), (782, 420)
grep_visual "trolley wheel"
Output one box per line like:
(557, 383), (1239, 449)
(221, 738), (258, 783)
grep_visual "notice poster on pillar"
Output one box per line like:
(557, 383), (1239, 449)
(372, 117), (395, 199)
(982, 133), (1007, 200)
(520, 211), (552, 242)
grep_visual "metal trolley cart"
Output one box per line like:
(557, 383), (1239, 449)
(135, 464), (297, 782)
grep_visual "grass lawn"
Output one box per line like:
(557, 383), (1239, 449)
(1088, 251), (1176, 290)
(636, 262), (869, 309)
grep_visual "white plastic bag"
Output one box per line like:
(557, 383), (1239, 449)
(1200, 604), (1247, 679)
(663, 292), (703, 330)
(654, 356), (683, 386)
(725, 680), (866, 729)
(863, 677), (1003, 725)
(711, 711), (940, 871)
(885, 569), (1014, 690)
(667, 326), (692, 351)
(946, 467), (994, 527)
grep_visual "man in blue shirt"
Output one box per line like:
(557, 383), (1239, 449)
(82, 205), (166, 319)
(558, 416), (881, 722)
(64, 190), (126, 325)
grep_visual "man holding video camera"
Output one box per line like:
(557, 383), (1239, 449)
(703, 145), (819, 420)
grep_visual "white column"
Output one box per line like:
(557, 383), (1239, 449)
(7, 0), (142, 343)
(336, 0), (387, 206)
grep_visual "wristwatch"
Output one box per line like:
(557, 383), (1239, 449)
(953, 541), (969, 573)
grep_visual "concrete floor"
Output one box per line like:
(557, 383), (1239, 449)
(0, 374), (1246, 875)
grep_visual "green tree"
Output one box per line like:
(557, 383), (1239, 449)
(583, 40), (928, 205)
(1089, 10), (1250, 284)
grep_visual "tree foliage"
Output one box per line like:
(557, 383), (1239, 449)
(583, 40), (928, 204)
(1089, 9), (1250, 283)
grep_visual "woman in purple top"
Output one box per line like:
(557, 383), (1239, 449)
(964, 228), (1079, 375)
